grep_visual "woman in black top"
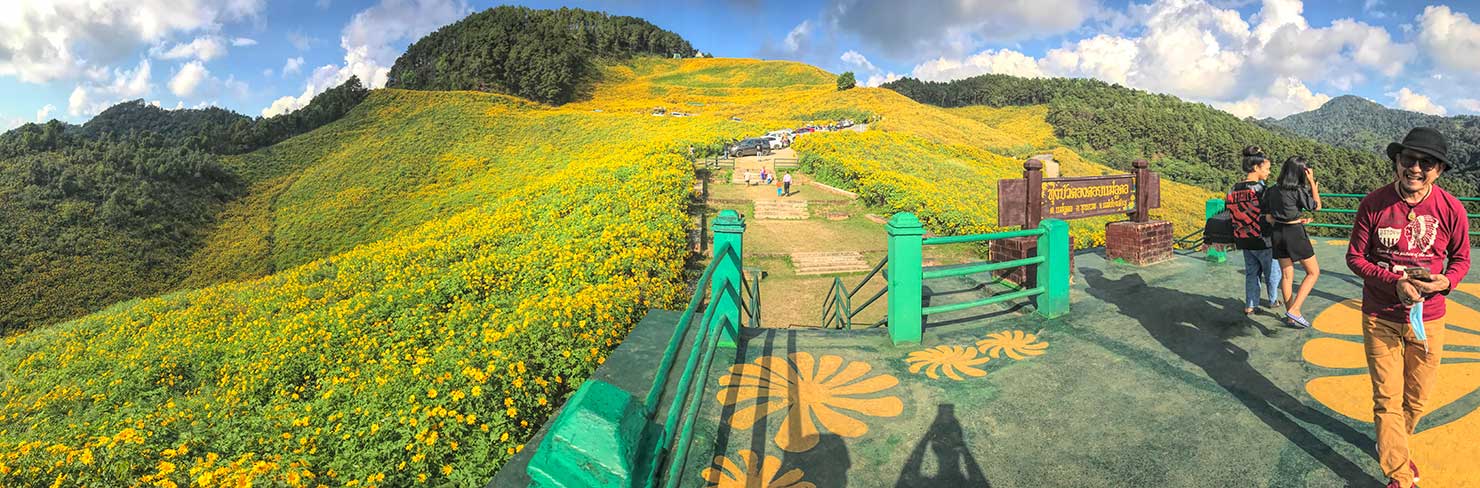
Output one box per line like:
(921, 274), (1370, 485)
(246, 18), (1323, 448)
(1262, 156), (1322, 328)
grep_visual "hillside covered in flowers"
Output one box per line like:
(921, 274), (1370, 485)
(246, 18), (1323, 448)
(0, 56), (1217, 487)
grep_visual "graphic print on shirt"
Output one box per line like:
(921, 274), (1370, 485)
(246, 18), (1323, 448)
(1227, 185), (1262, 239)
(1377, 226), (1402, 249)
(1406, 215), (1438, 254)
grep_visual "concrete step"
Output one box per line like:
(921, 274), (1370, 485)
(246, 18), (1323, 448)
(753, 200), (809, 220)
(791, 251), (872, 275)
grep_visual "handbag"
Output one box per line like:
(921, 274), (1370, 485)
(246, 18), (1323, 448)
(1203, 210), (1235, 245)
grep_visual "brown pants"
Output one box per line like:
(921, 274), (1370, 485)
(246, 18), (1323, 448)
(1363, 314), (1444, 487)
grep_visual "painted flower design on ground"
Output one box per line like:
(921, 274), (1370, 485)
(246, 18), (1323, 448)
(976, 330), (1048, 359)
(702, 450), (815, 488)
(1302, 283), (1480, 488)
(716, 351), (903, 452)
(906, 345), (990, 380)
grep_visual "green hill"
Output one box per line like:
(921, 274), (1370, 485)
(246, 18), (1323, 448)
(1262, 95), (1480, 187)
(881, 75), (1468, 196)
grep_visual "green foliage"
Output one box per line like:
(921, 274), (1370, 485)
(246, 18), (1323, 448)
(882, 74), (1412, 196)
(0, 130), (243, 332)
(386, 6), (694, 104)
(0, 78), (368, 332)
(793, 107), (874, 125)
(1263, 95), (1480, 191)
(837, 71), (856, 91)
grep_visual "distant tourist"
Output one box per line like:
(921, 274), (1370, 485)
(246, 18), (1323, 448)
(776, 176), (783, 197)
(760, 167), (769, 185)
(1261, 155), (1322, 328)
(1226, 145), (1280, 315)
(783, 172), (793, 196)
(744, 169), (753, 186)
(1346, 127), (1471, 488)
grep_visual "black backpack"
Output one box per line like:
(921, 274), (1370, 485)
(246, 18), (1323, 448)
(1204, 210), (1235, 245)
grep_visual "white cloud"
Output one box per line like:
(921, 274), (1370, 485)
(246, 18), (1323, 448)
(784, 21), (812, 53)
(1458, 98), (1480, 113)
(169, 60), (248, 100)
(1388, 87), (1446, 115)
(288, 31), (317, 51)
(283, 57), (305, 77)
(36, 104), (56, 122)
(68, 59), (153, 116)
(152, 36), (229, 62)
(0, 0), (265, 83)
(896, 0), (1416, 118)
(864, 72), (901, 87)
(1417, 5), (1480, 73)
(264, 0), (469, 116)
(912, 49), (1046, 82)
(170, 61), (209, 97)
(232, 37), (258, 47)
(830, 0), (1098, 60)
(263, 68), (274, 77)
(1213, 76), (1331, 119)
(840, 50), (877, 73)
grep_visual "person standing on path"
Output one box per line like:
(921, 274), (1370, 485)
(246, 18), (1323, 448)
(1347, 127), (1471, 488)
(1227, 145), (1281, 315)
(1262, 156), (1322, 328)
(775, 175), (783, 197)
(783, 172), (792, 196)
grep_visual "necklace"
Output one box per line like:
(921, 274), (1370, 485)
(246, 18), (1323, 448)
(1396, 181), (1432, 221)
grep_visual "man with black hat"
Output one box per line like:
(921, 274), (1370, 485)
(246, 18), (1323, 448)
(1346, 127), (1471, 488)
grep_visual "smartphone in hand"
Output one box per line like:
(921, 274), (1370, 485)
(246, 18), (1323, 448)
(1405, 267), (1432, 281)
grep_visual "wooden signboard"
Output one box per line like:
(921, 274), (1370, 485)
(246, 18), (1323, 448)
(998, 160), (1161, 227)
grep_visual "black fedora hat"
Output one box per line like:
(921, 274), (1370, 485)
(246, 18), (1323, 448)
(1386, 127), (1451, 169)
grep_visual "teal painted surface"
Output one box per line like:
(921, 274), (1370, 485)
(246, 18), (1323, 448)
(1036, 218), (1070, 319)
(710, 210), (746, 348)
(886, 213), (925, 345)
(527, 380), (646, 488)
(1205, 198), (1227, 263)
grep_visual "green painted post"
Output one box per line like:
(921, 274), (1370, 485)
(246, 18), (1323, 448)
(886, 213), (925, 345)
(1035, 218), (1070, 319)
(527, 380), (645, 487)
(1205, 198), (1227, 263)
(711, 210), (745, 348)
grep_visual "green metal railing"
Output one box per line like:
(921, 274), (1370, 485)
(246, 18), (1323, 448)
(1310, 193), (1480, 237)
(881, 213), (1071, 345)
(819, 256), (888, 330)
(523, 209), (751, 488)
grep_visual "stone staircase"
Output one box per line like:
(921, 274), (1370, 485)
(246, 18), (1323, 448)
(790, 251), (873, 275)
(753, 199), (808, 220)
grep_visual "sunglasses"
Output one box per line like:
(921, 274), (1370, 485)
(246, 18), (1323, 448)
(1397, 152), (1441, 171)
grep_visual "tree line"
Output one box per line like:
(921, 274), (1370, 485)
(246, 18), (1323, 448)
(882, 75), (1476, 197)
(0, 77), (369, 332)
(386, 6), (695, 105)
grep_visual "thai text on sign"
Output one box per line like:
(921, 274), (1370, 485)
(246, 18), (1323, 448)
(1041, 176), (1134, 219)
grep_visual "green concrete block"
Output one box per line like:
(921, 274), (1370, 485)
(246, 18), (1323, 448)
(527, 380), (646, 488)
(886, 212), (925, 345)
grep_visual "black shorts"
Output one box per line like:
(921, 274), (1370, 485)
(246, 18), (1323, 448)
(1271, 223), (1315, 261)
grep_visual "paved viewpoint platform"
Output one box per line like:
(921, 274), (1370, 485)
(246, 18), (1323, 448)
(668, 237), (1480, 487)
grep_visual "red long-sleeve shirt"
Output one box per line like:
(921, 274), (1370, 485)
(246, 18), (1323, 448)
(1346, 183), (1471, 322)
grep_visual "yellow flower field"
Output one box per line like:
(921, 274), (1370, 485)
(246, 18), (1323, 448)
(1, 57), (1222, 486)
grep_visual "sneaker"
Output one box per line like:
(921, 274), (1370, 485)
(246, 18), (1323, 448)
(1284, 311), (1311, 328)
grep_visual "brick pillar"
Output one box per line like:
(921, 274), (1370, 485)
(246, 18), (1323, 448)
(990, 236), (1074, 288)
(1106, 220), (1172, 265)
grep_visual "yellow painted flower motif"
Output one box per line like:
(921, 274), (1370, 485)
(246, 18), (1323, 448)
(702, 450), (815, 488)
(906, 345), (989, 380)
(1302, 284), (1480, 488)
(716, 351), (903, 452)
(976, 330), (1048, 360)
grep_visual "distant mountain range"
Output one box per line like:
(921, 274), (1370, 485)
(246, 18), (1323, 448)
(1260, 95), (1480, 183)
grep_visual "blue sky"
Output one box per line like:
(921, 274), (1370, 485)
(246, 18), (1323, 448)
(5, 0), (1480, 130)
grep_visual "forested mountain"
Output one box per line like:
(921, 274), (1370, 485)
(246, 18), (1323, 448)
(0, 78), (368, 332)
(387, 6), (695, 104)
(1262, 95), (1480, 187)
(881, 75), (1474, 197)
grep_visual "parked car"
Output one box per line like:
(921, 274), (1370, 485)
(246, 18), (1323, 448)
(838, 119), (854, 128)
(727, 138), (769, 157)
(761, 136), (783, 150)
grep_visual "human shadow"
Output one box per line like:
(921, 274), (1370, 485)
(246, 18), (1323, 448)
(1080, 267), (1380, 486)
(895, 404), (990, 488)
(783, 433), (851, 488)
